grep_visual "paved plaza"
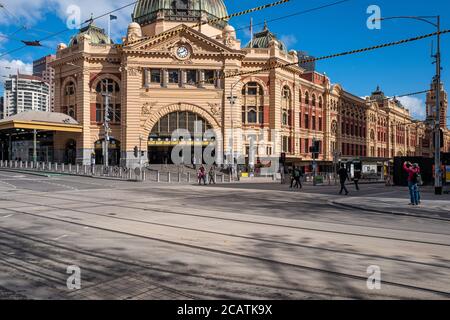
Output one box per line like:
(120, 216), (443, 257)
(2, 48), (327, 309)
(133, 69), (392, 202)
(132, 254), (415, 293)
(0, 169), (449, 300)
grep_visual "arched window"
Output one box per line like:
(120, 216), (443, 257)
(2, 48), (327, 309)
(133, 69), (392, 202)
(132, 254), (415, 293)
(95, 78), (121, 123)
(319, 96), (323, 109)
(242, 82), (264, 124)
(150, 111), (212, 138)
(305, 91), (309, 105)
(299, 90), (302, 103)
(62, 81), (76, 119)
(312, 94), (316, 107)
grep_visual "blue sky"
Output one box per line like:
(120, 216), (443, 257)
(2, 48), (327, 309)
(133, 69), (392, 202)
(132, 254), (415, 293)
(0, 0), (449, 124)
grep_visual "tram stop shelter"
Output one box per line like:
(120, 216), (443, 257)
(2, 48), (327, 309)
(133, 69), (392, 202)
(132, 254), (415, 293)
(0, 111), (82, 163)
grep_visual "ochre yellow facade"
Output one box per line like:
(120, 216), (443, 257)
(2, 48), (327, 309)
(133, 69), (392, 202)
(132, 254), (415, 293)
(50, 0), (449, 168)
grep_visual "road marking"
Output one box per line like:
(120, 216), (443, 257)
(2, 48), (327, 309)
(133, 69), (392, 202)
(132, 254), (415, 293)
(1, 214), (14, 218)
(53, 234), (68, 241)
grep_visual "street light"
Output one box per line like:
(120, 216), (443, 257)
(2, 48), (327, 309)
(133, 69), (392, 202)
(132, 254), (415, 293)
(374, 15), (443, 195)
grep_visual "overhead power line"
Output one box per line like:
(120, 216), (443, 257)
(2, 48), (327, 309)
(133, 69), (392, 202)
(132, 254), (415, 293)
(124, 0), (292, 47)
(204, 29), (450, 83)
(0, 0), (291, 58)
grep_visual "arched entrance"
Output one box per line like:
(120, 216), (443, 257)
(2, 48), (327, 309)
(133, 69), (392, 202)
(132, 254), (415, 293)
(64, 139), (76, 165)
(94, 139), (121, 166)
(148, 110), (215, 164)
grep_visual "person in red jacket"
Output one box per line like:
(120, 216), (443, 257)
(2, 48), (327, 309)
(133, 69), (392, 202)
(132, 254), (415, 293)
(403, 161), (420, 205)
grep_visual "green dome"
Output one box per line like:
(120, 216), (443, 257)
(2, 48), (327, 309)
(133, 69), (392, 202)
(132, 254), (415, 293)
(132, 0), (228, 29)
(69, 23), (113, 47)
(245, 23), (287, 53)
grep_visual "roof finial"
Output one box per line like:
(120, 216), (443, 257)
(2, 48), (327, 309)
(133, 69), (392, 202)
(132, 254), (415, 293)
(263, 20), (268, 31)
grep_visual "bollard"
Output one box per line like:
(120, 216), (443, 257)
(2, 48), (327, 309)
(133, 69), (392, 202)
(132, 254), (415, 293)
(168, 172), (171, 183)
(157, 171), (160, 182)
(68, 164), (72, 173)
(221, 174), (224, 183)
(178, 172), (181, 183)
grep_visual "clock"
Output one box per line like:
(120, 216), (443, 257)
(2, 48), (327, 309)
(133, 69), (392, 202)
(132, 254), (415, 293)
(176, 46), (190, 59)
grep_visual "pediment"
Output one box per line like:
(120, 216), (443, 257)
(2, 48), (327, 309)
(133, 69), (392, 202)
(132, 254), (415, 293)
(124, 25), (242, 57)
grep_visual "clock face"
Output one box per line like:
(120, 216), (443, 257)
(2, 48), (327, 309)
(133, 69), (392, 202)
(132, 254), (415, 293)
(176, 46), (189, 59)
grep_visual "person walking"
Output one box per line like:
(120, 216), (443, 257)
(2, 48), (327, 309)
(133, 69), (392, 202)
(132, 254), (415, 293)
(289, 166), (296, 189)
(403, 161), (420, 206)
(338, 164), (349, 195)
(198, 165), (206, 185)
(208, 167), (216, 185)
(293, 167), (303, 189)
(353, 169), (361, 191)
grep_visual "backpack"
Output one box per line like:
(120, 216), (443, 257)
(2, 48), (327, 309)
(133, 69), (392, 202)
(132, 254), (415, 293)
(412, 171), (421, 184)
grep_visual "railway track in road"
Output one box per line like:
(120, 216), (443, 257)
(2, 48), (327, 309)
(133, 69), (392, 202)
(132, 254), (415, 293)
(1, 204), (449, 298)
(0, 227), (197, 300)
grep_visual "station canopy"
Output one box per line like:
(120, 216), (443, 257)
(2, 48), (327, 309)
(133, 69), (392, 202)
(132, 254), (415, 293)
(0, 111), (82, 133)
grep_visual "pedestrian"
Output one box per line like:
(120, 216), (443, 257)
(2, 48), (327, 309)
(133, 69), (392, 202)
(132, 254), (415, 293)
(198, 165), (206, 185)
(289, 166), (296, 189)
(403, 161), (420, 205)
(208, 166), (216, 184)
(90, 152), (96, 175)
(338, 164), (349, 195)
(293, 167), (303, 189)
(353, 169), (361, 191)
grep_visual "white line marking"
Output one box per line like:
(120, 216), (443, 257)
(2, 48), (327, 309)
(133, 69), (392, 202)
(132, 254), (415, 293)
(1, 214), (13, 218)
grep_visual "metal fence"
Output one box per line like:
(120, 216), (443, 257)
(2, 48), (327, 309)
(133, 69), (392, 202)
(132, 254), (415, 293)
(0, 160), (232, 184)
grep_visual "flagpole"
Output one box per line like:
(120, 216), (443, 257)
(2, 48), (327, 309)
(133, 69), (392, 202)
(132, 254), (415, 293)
(108, 16), (111, 44)
(250, 17), (253, 48)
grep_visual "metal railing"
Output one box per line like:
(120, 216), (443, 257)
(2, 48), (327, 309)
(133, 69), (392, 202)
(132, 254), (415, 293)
(0, 160), (231, 184)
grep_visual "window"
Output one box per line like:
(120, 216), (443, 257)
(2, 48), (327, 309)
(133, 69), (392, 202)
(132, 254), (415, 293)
(319, 96), (323, 108)
(299, 112), (302, 128)
(247, 108), (257, 123)
(168, 69), (179, 84)
(95, 78), (121, 123)
(204, 70), (215, 85)
(305, 92), (309, 105)
(63, 81), (76, 119)
(318, 117), (322, 131)
(186, 70), (197, 85)
(242, 82), (264, 125)
(312, 116), (316, 130)
(282, 111), (288, 126)
(312, 94), (316, 107)
(281, 86), (291, 126)
(150, 69), (161, 84)
(304, 114), (309, 129)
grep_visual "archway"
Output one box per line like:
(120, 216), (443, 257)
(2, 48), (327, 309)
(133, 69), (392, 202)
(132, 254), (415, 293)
(148, 110), (215, 165)
(94, 139), (121, 166)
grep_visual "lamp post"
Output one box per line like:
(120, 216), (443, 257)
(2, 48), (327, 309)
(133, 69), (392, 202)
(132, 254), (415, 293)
(375, 15), (443, 195)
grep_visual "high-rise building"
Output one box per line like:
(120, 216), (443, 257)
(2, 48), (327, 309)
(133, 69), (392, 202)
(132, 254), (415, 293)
(298, 51), (316, 72)
(33, 54), (56, 111)
(3, 74), (50, 118)
(0, 97), (4, 119)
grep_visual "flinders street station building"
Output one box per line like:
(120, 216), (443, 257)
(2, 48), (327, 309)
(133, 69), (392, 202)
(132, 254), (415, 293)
(2, 0), (449, 173)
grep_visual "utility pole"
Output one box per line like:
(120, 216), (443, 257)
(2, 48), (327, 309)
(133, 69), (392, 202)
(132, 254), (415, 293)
(102, 80), (111, 168)
(434, 16), (443, 195)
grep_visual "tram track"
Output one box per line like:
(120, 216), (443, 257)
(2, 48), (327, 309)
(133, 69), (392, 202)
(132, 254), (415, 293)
(2, 192), (449, 246)
(1, 207), (449, 298)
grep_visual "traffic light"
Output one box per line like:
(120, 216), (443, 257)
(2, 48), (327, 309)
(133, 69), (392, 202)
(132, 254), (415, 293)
(310, 141), (320, 157)
(133, 146), (139, 158)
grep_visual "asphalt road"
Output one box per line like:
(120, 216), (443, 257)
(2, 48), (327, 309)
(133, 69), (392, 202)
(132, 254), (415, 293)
(0, 170), (449, 300)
